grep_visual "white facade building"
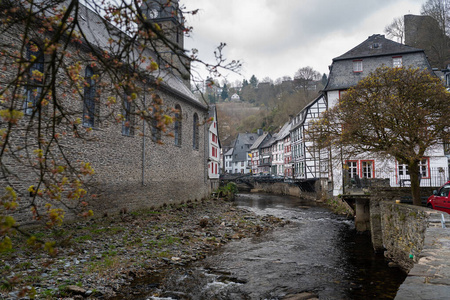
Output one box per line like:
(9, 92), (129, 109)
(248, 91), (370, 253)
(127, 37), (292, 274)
(224, 148), (233, 174)
(273, 121), (292, 176)
(208, 106), (221, 182)
(323, 34), (448, 195)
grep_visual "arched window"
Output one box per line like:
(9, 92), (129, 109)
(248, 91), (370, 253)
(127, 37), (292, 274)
(174, 104), (182, 146)
(83, 66), (96, 127)
(193, 113), (199, 150)
(151, 95), (162, 142)
(24, 41), (44, 115)
(122, 91), (134, 136)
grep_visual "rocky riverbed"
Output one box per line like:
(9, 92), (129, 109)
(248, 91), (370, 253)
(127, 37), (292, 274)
(0, 198), (287, 299)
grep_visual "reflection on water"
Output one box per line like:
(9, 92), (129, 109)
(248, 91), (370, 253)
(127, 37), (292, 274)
(140, 193), (406, 300)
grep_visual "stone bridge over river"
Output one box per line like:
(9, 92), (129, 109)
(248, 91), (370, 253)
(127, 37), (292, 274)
(220, 174), (317, 193)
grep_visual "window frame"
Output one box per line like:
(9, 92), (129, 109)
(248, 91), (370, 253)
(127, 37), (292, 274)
(193, 113), (199, 150)
(122, 91), (135, 137)
(397, 158), (431, 179)
(346, 160), (358, 178)
(174, 104), (182, 146)
(360, 160), (374, 178)
(353, 60), (363, 73)
(392, 56), (403, 68)
(24, 41), (44, 115)
(419, 158), (431, 179)
(83, 66), (97, 128)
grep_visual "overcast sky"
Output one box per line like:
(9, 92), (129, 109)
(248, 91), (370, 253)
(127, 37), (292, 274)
(181, 0), (424, 85)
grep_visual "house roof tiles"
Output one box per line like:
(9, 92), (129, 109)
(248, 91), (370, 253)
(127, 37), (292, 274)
(324, 34), (431, 92)
(333, 34), (423, 62)
(275, 121), (292, 141)
(250, 132), (270, 150)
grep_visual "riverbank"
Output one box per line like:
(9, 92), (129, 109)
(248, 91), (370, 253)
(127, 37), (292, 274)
(0, 198), (287, 299)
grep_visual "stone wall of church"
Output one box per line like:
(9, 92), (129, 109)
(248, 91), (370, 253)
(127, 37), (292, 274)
(0, 20), (209, 223)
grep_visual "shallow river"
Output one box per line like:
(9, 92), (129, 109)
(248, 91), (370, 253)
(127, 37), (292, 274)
(138, 193), (407, 299)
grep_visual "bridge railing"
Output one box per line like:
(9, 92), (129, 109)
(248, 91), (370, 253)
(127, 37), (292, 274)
(343, 167), (449, 192)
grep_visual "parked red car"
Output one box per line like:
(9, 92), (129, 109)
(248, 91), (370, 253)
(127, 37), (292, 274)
(427, 181), (450, 214)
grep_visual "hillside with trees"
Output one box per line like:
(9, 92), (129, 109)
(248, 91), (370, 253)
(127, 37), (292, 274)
(201, 67), (326, 147)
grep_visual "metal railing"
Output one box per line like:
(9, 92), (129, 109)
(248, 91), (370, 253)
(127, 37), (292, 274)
(388, 167), (448, 188)
(344, 167), (449, 189)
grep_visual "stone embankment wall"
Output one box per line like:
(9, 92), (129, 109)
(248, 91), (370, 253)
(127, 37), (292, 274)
(370, 187), (435, 252)
(251, 182), (317, 201)
(378, 202), (450, 299)
(395, 215), (450, 299)
(379, 202), (449, 271)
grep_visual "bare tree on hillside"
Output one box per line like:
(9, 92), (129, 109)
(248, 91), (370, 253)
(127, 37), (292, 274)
(260, 77), (273, 84)
(294, 66), (320, 94)
(385, 16), (405, 43)
(421, 0), (450, 35)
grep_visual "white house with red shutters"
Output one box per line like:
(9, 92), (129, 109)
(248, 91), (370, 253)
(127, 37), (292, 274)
(250, 131), (271, 174)
(323, 34), (448, 196)
(208, 106), (221, 191)
(283, 131), (292, 178)
(273, 121), (292, 176)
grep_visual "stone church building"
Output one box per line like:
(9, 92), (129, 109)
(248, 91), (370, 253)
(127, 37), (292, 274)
(0, 0), (211, 221)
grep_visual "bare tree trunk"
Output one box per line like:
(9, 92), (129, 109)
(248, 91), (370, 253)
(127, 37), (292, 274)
(409, 161), (422, 206)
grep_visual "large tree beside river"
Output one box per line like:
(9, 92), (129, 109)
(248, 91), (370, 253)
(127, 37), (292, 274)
(309, 66), (450, 206)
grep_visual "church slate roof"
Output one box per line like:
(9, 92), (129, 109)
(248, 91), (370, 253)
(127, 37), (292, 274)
(75, 2), (205, 109)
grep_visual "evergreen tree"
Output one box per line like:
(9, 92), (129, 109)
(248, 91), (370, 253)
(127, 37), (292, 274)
(221, 83), (229, 100)
(321, 73), (328, 86)
(249, 75), (259, 87)
(208, 94), (216, 104)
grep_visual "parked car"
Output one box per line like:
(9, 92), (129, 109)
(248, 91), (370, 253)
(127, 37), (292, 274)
(427, 181), (450, 214)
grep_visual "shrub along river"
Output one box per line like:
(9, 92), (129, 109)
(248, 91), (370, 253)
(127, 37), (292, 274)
(132, 193), (407, 299)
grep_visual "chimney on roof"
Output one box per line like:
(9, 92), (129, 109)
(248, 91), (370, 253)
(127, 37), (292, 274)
(257, 129), (263, 136)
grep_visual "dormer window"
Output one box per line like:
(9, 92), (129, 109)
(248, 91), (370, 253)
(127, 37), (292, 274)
(393, 56), (402, 68)
(353, 60), (363, 73)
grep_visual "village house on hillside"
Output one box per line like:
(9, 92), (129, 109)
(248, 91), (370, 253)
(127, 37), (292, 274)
(231, 93), (241, 102)
(290, 94), (327, 183)
(273, 121), (292, 177)
(250, 131), (271, 174)
(1, 0), (213, 221)
(258, 135), (278, 175)
(224, 148), (234, 174)
(228, 133), (258, 174)
(323, 34), (448, 196)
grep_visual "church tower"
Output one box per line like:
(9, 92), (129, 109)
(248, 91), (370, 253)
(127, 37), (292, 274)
(141, 0), (190, 84)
